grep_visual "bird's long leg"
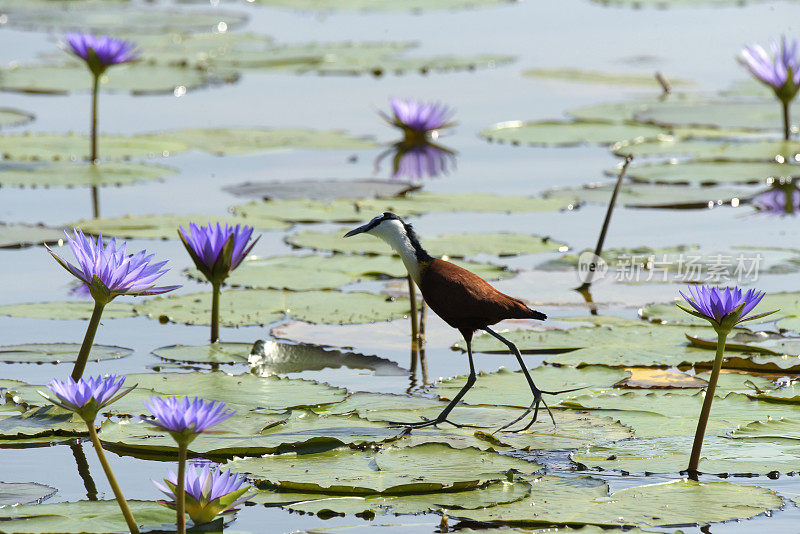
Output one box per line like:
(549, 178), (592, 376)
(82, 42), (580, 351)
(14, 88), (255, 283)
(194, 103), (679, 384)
(482, 326), (575, 433)
(387, 338), (477, 429)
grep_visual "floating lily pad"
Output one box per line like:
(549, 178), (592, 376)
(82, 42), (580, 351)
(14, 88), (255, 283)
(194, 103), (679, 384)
(286, 229), (566, 258)
(0, 223), (64, 249)
(222, 179), (419, 200)
(239, 0), (516, 12)
(71, 213), (288, 240)
(134, 289), (410, 326)
(623, 161), (800, 186)
(233, 192), (568, 224)
(0, 161), (177, 187)
(7, 382), (161, 418)
(479, 120), (664, 147)
(0, 108), (34, 129)
(0, 132), (186, 161)
(6, 6), (248, 33)
(298, 52), (515, 77)
(543, 182), (750, 209)
(284, 480), (532, 516)
(248, 340), (405, 376)
(590, 0), (783, 6)
(160, 128), (376, 155)
(686, 331), (800, 357)
(0, 481), (56, 506)
(125, 371), (346, 411)
(0, 62), (237, 96)
(447, 475), (780, 526)
(0, 406), (86, 440)
(151, 342), (252, 364)
(614, 137), (800, 162)
(634, 100), (791, 132)
(228, 443), (539, 495)
(572, 435), (800, 475)
(0, 500), (176, 533)
(0, 343), (131, 364)
(0, 301), (136, 320)
(567, 100), (662, 123)
(101, 411), (401, 459)
(640, 292), (800, 327)
(523, 68), (689, 87)
(191, 254), (511, 291)
(431, 366), (627, 409)
(613, 368), (709, 389)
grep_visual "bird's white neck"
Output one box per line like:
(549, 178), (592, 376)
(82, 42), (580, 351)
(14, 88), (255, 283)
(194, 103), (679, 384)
(370, 219), (424, 286)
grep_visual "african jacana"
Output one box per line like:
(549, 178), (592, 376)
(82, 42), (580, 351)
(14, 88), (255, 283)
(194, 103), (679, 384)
(345, 212), (571, 431)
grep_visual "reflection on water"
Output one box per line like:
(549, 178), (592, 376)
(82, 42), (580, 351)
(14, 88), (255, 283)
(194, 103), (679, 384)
(375, 140), (457, 181)
(752, 184), (800, 216)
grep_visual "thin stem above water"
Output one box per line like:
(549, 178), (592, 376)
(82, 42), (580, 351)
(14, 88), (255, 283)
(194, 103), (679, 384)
(86, 423), (139, 534)
(688, 331), (728, 475)
(72, 300), (106, 381)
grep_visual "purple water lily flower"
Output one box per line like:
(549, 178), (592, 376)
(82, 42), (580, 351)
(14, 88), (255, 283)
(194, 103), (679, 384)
(154, 461), (253, 525)
(753, 186), (800, 215)
(47, 229), (180, 304)
(41, 374), (133, 422)
(392, 142), (456, 181)
(740, 36), (800, 139)
(381, 98), (454, 143)
(178, 223), (259, 285)
(678, 285), (773, 332)
(142, 396), (234, 445)
(65, 33), (139, 76)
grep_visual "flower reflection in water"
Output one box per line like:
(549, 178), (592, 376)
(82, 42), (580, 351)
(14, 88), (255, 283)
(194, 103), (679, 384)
(752, 184), (800, 216)
(376, 141), (457, 182)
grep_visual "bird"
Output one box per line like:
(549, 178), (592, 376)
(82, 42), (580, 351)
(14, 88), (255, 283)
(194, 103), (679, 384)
(344, 212), (575, 432)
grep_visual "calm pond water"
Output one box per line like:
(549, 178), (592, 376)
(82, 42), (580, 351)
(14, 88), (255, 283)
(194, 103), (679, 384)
(3, 0), (800, 532)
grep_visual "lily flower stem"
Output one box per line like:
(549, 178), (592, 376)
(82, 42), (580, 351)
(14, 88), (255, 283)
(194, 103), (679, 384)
(91, 73), (99, 163)
(783, 100), (791, 141)
(177, 443), (188, 534)
(211, 282), (221, 343)
(85, 423), (139, 534)
(72, 300), (106, 381)
(407, 275), (419, 347)
(688, 331), (728, 474)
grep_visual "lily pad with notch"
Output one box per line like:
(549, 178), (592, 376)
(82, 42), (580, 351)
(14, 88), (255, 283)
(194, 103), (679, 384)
(0, 108), (34, 129)
(71, 213), (289, 240)
(134, 288), (411, 326)
(0, 223), (65, 249)
(633, 100), (793, 131)
(480, 120), (665, 147)
(622, 160), (800, 186)
(614, 136), (800, 162)
(524, 68), (690, 88)
(0, 132), (186, 161)
(0, 481), (57, 506)
(0, 343), (131, 364)
(0, 300), (136, 320)
(542, 182), (751, 209)
(0, 161), (177, 188)
(223, 179), (419, 200)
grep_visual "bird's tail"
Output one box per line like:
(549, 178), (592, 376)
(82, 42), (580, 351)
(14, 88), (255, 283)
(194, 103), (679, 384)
(528, 309), (547, 321)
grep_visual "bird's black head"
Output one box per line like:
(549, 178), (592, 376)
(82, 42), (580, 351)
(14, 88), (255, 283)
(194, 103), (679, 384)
(343, 212), (401, 237)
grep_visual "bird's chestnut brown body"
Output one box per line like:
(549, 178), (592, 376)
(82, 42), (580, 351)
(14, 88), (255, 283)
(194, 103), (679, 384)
(420, 258), (545, 339)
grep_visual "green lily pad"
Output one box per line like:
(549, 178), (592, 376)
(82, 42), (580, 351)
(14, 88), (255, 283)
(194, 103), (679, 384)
(160, 128), (376, 155)
(287, 229), (566, 258)
(614, 137), (800, 162)
(623, 161), (800, 186)
(101, 411), (402, 459)
(572, 435), (800, 475)
(0, 161), (177, 187)
(228, 443), (539, 495)
(151, 342), (252, 364)
(233, 192), (568, 224)
(192, 254), (511, 291)
(567, 100), (662, 123)
(0, 406), (87, 440)
(294, 51), (515, 77)
(71, 213), (288, 240)
(561, 390), (800, 438)
(134, 288), (411, 326)
(543, 182), (749, 209)
(0, 301), (136, 320)
(0, 223), (65, 249)
(479, 120), (664, 147)
(0, 62), (237, 96)
(0, 108), (34, 129)
(223, 178), (419, 200)
(686, 331), (800, 357)
(0, 500), (176, 533)
(447, 475), (780, 527)
(6, 6), (248, 33)
(284, 480), (532, 516)
(634, 100), (791, 131)
(0, 343), (131, 364)
(126, 371), (346, 411)
(7, 382), (161, 418)
(523, 68), (689, 88)
(0, 132), (186, 161)
(239, 0), (515, 12)
(431, 366), (627, 409)
(0, 481), (57, 506)
(590, 0), (783, 6)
